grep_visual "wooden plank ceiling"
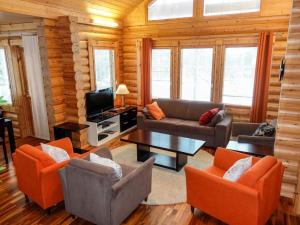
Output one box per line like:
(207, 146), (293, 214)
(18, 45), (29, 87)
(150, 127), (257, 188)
(0, 0), (145, 20)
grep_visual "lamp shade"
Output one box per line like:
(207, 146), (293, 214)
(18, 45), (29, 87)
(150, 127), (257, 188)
(116, 84), (129, 95)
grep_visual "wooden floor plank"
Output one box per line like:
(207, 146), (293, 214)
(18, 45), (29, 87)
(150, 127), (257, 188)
(0, 136), (298, 225)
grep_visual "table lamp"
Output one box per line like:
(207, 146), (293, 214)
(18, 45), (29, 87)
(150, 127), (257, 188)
(116, 84), (129, 108)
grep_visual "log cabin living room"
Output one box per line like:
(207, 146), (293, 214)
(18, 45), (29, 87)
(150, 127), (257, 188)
(0, 0), (299, 224)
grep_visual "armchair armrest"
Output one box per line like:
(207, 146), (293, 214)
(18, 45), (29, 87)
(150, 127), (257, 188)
(238, 135), (275, 148)
(185, 166), (259, 224)
(111, 157), (154, 224)
(232, 122), (260, 137)
(40, 160), (70, 207)
(112, 157), (154, 196)
(215, 115), (232, 147)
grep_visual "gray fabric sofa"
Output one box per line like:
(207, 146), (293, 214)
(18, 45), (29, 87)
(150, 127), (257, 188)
(232, 122), (275, 148)
(137, 99), (232, 147)
(59, 147), (154, 225)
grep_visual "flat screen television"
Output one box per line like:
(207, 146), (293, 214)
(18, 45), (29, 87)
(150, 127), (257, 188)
(86, 88), (114, 119)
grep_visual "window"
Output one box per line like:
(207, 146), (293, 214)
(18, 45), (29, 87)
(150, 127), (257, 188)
(222, 47), (258, 106)
(0, 48), (12, 104)
(94, 49), (115, 90)
(204, 0), (260, 16)
(148, 0), (193, 21)
(151, 49), (171, 99)
(180, 48), (214, 101)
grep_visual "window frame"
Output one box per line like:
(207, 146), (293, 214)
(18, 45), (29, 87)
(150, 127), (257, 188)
(150, 47), (173, 100)
(146, 0), (197, 23)
(201, 0), (262, 18)
(220, 44), (258, 107)
(179, 46), (216, 102)
(138, 35), (259, 108)
(88, 40), (119, 92)
(0, 45), (14, 106)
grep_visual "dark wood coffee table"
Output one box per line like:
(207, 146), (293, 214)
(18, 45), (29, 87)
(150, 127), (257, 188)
(226, 140), (274, 157)
(121, 129), (205, 171)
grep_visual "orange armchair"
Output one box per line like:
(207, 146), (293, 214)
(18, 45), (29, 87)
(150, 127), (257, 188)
(13, 138), (87, 210)
(185, 148), (284, 225)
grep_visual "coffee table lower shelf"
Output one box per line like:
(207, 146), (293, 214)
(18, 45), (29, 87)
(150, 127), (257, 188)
(137, 144), (187, 171)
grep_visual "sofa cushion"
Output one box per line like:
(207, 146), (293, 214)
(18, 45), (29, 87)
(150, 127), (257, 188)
(146, 102), (166, 120)
(18, 144), (56, 168)
(143, 117), (182, 132)
(199, 108), (220, 125)
(237, 156), (277, 187)
(177, 120), (215, 136)
(157, 99), (224, 121)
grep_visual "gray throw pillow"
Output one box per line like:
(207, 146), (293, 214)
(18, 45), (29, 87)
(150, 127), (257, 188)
(207, 110), (225, 127)
(253, 122), (276, 137)
(142, 107), (154, 120)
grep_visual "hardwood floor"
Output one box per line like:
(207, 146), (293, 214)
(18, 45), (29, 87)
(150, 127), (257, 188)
(0, 137), (299, 225)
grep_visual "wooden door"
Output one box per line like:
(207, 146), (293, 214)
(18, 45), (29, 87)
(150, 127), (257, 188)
(11, 46), (34, 138)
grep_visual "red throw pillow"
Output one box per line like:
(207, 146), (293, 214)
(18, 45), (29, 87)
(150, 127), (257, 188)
(199, 108), (220, 125)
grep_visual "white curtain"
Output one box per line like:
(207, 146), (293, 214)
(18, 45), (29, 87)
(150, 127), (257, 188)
(22, 35), (50, 140)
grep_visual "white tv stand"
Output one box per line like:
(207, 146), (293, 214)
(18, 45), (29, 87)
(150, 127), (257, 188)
(86, 106), (137, 146)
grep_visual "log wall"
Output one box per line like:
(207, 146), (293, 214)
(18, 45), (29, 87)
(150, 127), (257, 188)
(38, 19), (66, 138)
(122, 0), (292, 122)
(55, 16), (123, 147)
(275, 0), (300, 214)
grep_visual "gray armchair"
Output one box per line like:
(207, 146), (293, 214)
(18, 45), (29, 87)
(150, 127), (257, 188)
(59, 147), (154, 225)
(232, 122), (275, 148)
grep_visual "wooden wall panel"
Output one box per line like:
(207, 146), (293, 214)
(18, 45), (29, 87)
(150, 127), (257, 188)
(275, 0), (300, 214)
(122, 0), (291, 122)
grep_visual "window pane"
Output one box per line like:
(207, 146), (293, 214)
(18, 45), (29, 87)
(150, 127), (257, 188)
(148, 0), (193, 21)
(204, 0), (260, 16)
(151, 49), (171, 99)
(222, 47), (257, 106)
(0, 49), (12, 104)
(181, 48), (213, 101)
(94, 49), (115, 90)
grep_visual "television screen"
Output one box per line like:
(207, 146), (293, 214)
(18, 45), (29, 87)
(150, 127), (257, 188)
(86, 88), (114, 118)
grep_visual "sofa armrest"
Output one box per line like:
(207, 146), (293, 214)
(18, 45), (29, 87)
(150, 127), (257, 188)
(238, 135), (275, 148)
(185, 166), (259, 225)
(232, 122), (261, 137)
(137, 112), (146, 128)
(215, 115), (232, 147)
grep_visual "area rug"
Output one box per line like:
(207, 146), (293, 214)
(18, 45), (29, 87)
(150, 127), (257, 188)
(111, 144), (213, 205)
